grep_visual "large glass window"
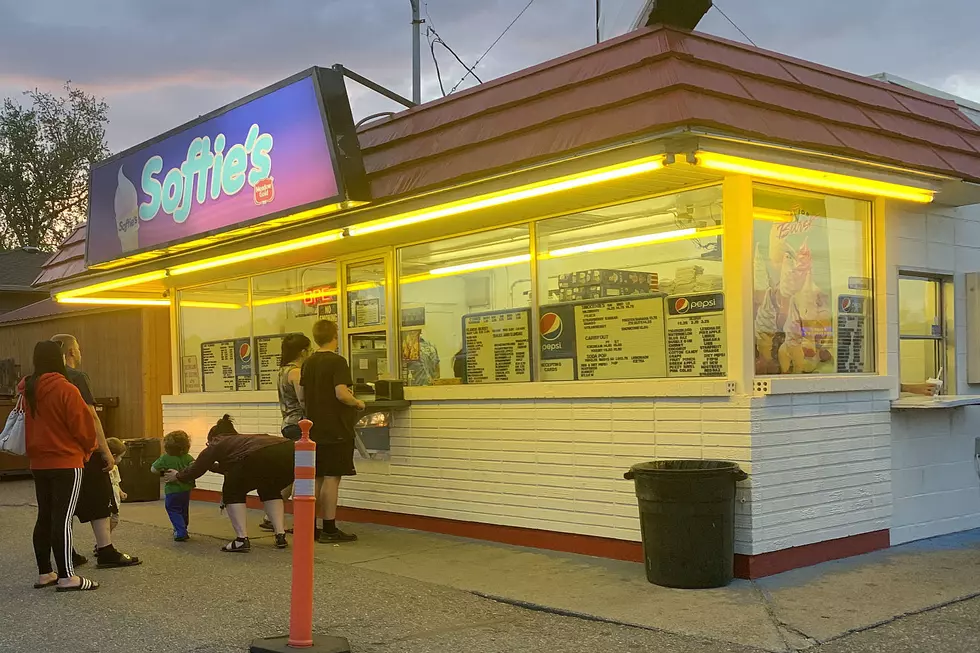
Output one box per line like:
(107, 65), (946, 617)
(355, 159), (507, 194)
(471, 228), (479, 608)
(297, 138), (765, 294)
(899, 274), (953, 394)
(752, 185), (874, 375)
(536, 186), (725, 381)
(398, 226), (532, 385)
(179, 279), (251, 392)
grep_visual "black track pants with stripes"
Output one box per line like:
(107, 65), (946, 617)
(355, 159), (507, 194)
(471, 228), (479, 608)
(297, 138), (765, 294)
(32, 468), (82, 579)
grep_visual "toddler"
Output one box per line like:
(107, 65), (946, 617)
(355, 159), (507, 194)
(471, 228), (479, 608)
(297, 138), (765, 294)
(151, 430), (196, 542)
(105, 437), (128, 533)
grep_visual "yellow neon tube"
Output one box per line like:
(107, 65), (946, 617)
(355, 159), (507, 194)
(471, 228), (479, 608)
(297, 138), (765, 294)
(347, 157), (665, 237)
(55, 270), (168, 300)
(429, 254), (531, 276)
(753, 208), (795, 222)
(169, 230), (344, 277)
(58, 297), (170, 307)
(547, 226), (722, 258)
(180, 301), (242, 309)
(697, 152), (935, 203)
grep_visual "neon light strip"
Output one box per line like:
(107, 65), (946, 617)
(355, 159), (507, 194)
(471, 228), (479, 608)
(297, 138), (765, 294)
(59, 297), (170, 307)
(547, 226), (722, 258)
(429, 254), (532, 276)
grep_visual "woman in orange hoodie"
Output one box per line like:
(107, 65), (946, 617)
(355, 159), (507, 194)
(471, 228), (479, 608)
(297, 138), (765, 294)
(19, 340), (100, 592)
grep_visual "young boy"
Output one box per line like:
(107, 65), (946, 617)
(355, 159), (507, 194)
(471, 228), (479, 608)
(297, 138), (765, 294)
(105, 438), (128, 535)
(150, 431), (195, 542)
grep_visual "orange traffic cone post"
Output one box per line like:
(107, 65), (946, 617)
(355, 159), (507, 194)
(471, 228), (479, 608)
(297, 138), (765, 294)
(250, 419), (351, 653)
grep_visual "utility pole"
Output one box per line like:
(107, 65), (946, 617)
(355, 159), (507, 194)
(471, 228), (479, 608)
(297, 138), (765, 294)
(410, 0), (422, 105)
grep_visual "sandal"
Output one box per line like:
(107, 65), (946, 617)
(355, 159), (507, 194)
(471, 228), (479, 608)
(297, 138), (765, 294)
(33, 577), (58, 589)
(221, 537), (250, 553)
(96, 550), (142, 569)
(56, 577), (100, 592)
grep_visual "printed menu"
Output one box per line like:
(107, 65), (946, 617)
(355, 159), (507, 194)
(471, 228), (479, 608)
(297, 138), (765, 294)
(255, 333), (304, 391)
(573, 297), (667, 380)
(666, 293), (727, 377)
(201, 340), (236, 392)
(836, 295), (869, 373)
(463, 308), (531, 384)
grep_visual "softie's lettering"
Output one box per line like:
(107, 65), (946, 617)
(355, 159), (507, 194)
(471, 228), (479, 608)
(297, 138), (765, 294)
(140, 124), (272, 224)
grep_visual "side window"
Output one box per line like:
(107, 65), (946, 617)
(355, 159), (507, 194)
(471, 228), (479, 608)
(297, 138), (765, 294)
(899, 275), (954, 394)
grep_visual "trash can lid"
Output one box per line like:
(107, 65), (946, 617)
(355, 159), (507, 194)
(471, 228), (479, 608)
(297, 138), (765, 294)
(627, 460), (745, 474)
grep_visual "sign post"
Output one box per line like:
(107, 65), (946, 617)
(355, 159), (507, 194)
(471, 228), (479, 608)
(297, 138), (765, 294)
(250, 419), (350, 653)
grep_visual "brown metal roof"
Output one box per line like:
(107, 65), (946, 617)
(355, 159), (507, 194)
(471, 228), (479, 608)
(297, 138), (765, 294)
(33, 223), (88, 287)
(358, 26), (980, 200)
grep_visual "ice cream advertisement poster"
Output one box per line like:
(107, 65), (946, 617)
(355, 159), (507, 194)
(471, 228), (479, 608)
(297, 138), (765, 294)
(753, 194), (838, 375)
(86, 74), (341, 265)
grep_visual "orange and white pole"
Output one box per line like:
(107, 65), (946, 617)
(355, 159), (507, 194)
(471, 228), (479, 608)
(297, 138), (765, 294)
(289, 419), (316, 648)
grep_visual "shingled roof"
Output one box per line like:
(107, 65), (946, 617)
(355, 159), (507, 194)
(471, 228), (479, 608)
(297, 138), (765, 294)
(358, 25), (980, 200)
(0, 247), (50, 291)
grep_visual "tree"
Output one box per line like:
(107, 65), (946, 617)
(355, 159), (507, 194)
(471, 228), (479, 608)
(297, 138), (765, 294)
(0, 83), (109, 250)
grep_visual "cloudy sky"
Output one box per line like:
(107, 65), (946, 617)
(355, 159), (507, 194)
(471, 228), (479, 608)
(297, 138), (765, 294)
(1, 0), (978, 153)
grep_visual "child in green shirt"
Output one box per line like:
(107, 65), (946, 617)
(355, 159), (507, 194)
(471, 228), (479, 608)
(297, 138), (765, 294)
(151, 430), (195, 542)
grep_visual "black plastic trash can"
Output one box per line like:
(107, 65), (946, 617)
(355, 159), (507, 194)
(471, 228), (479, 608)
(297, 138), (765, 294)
(118, 438), (162, 502)
(624, 460), (747, 589)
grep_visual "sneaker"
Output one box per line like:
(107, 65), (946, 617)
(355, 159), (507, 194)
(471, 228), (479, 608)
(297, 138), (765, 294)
(274, 533), (288, 549)
(259, 518), (274, 532)
(318, 529), (358, 544)
(72, 552), (88, 567)
(174, 535), (190, 542)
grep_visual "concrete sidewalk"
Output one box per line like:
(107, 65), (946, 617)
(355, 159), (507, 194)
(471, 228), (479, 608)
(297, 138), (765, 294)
(3, 478), (980, 652)
(109, 484), (980, 652)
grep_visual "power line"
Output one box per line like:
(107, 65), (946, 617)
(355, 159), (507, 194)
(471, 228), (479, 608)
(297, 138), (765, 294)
(426, 25), (483, 97)
(713, 2), (757, 47)
(449, 0), (538, 94)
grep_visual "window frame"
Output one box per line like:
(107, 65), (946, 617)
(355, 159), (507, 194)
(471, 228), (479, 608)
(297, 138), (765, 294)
(898, 272), (955, 395)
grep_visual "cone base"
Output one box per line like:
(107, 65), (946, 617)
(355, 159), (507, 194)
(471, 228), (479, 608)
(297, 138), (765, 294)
(249, 635), (351, 653)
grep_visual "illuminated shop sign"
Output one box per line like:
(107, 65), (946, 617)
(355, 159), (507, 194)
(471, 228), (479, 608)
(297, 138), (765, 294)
(86, 67), (368, 267)
(303, 285), (338, 306)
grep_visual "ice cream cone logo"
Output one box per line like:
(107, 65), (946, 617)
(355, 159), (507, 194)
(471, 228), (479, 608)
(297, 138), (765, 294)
(114, 166), (140, 253)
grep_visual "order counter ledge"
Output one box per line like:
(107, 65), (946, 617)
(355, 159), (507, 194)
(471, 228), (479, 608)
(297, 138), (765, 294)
(360, 399), (411, 411)
(891, 395), (980, 409)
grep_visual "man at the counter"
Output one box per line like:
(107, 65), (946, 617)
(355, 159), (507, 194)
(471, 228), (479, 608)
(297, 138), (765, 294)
(301, 319), (364, 543)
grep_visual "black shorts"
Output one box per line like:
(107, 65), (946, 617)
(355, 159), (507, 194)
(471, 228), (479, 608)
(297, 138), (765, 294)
(75, 453), (114, 524)
(313, 438), (356, 478)
(221, 442), (295, 505)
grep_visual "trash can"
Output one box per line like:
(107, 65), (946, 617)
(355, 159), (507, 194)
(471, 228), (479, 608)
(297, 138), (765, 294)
(118, 438), (163, 502)
(624, 460), (747, 589)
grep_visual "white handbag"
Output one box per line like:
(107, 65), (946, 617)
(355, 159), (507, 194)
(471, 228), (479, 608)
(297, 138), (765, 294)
(0, 394), (27, 457)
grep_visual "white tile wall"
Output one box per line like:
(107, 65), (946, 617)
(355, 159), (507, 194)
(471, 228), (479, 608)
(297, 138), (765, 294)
(163, 396), (757, 552)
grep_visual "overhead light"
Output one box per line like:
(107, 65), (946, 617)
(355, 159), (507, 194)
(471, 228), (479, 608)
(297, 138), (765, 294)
(429, 254), (531, 276)
(58, 297), (170, 307)
(169, 230), (345, 276)
(347, 156), (666, 237)
(180, 301), (242, 309)
(55, 270), (168, 300)
(547, 226), (722, 258)
(696, 152), (935, 203)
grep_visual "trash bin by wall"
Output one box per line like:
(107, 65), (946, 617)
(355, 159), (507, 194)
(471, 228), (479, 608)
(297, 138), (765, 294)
(624, 460), (747, 589)
(119, 438), (162, 502)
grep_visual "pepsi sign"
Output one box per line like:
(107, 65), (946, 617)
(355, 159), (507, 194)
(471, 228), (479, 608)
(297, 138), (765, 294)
(667, 292), (724, 316)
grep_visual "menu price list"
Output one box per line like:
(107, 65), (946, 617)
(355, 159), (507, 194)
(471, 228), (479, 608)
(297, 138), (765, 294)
(666, 314), (726, 377)
(574, 298), (666, 380)
(256, 335), (286, 391)
(201, 341), (237, 392)
(464, 309), (531, 384)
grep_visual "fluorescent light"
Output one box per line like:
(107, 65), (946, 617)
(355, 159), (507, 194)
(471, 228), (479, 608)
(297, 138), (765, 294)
(55, 270), (168, 300)
(547, 226), (722, 257)
(753, 208), (795, 222)
(429, 254), (531, 276)
(58, 297), (169, 307)
(179, 301), (242, 309)
(169, 230), (344, 277)
(347, 157), (665, 237)
(697, 152), (935, 203)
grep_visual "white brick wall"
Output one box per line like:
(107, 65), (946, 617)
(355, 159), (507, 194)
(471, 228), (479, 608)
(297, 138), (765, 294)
(163, 396), (756, 552)
(746, 391), (892, 555)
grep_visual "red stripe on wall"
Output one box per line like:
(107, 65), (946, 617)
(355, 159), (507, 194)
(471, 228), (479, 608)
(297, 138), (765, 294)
(189, 489), (889, 578)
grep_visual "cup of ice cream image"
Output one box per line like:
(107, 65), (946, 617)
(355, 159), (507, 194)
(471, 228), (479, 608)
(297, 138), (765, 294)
(114, 166), (140, 253)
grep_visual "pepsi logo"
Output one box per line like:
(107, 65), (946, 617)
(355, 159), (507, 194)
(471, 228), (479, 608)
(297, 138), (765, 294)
(841, 297), (853, 312)
(674, 297), (690, 314)
(239, 342), (251, 363)
(540, 312), (563, 341)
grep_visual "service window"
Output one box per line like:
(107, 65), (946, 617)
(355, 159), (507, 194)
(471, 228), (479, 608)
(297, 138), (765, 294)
(345, 259), (389, 384)
(899, 274), (954, 394)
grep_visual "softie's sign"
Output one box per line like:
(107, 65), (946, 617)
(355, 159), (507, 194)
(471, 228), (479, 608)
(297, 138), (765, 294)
(87, 70), (362, 266)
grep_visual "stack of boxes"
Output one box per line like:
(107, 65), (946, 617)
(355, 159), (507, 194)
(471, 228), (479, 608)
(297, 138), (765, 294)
(555, 269), (660, 302)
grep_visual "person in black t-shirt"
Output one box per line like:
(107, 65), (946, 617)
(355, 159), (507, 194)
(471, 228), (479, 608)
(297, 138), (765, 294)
(300, 320), (364, 543)
(51, 335), (141, 569)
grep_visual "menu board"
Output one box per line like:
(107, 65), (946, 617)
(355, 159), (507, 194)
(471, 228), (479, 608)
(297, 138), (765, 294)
(255, 333), (304, 391)
(836, 295), (868, 373)
(463, 308), (531, 384)
(666, 293), (727, 377)
(201, 338), (252, 392)
(573, 297), (667, 380)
